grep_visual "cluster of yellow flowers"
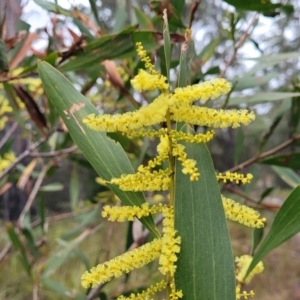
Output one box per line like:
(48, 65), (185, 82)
(0, 152), (16, 173)
(82, 204), (182, 299)
(235, 255), (264, 299)
(0, 95), (13, 130)
(222, 196), (266, 228)
(81, 42), (265, 299)
(83, 44), (255, 192)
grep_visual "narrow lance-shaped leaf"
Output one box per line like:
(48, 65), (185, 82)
(247, 185), (300, 277)
(38, 62), (159, 237)
(174, 127), (235, 300)
(0, 39), (9, 71)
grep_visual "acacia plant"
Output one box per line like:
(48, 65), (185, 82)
(39, 13), (267, 300)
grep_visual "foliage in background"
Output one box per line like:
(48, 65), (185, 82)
(1, 0), (300, 299)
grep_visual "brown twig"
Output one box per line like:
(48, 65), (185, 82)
(29, 145), (78, 157)
(0, 129), (57, 180)
(18, 161), (53, 226)
(227, 134), (300, 173)
(224, 185), (279, 211)
(219, 13), (258, 78)
(0, 122), (18, 149)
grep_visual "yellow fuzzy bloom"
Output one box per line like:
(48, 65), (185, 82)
(173, 78), (232, 104)
(222, 196), (266, 228)
(81, 238), (162, 288)
(159, 206), (181, 277)
(236, 285), (255, 300)
(235, 255), (264, 284)
(83, 93), (170, 133)
(135, 42), (158, 75)
(0, 152), (16, 173)
(170, 130), (215, 143)
(170, 106), (255, 129)
(110, 168), (171, 191)
(0, 96), (13, 130)
(172, 143), (200, 181)
(102, 202), (162, 222)
(217, 172), (253, 184)
(117, 280), (167, 300)
(131, 69), (169, 92)
(169, 281), (183, 300)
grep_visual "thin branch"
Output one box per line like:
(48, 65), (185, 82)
(18, 161), (53, 226)
(0, 122), (18, 149)
(224, 185), (279, 211)
(227, 134), (300, 173)
(0, 243), (12, 263)
(31, 206), (96, 228)
(0, 129), (56, 180)
(29, 145), (78, 157)
(220, 13), (258, 78)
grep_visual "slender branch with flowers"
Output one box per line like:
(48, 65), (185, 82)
(80, 40), (266, 299)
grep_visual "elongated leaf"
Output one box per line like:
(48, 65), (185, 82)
(70, 166), (79, 211)
(246, 52), (300, 62)
(290, 92), (300, 134)
(38, 62), (159, 237)
(88, 0), (101, 27)
(39, 182), (64, 192)
(198, 37), (220, 65)
(59, 30), (159, 72)
(229, 92), (300, 105)
(260, 153), (300, 169)
(233, 73), (279, 91)
(163, 10), (171, 82)
(42, 276), (85, 300)
(6, 223), (31, 276)
(0, 39), (9, 71)
(223, 0), (284, 12)
(271, 166), (300, 188)
(174, 129), (235, 299)
(133, 7), (153, 30)
(33, 0), (71, 16)
(247, 185), (300, 276)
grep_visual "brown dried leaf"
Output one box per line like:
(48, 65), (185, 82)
(73, 8), (101, 36)
(102, 60), (124, 88)
(9, 32), (40, 69)
(17, 159), (37, 190)
(14, 85), (48, 135)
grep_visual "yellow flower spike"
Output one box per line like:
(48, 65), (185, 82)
(172, 143), (200, 181)
(81, 238), (162, 288)
(222, 196), (266, 228)
(216, 172), (253, 184)
(102, 203), (163, 222)
(117, 280), (167, 300)
(131, 69), (169, 92)
(83, 93), (170, 134)
(170, 106), (255, 129)
(173, 78), (232, 104)
(235, 255), (264, 284)
(135, 42), (159, 75)
(159, 206), (181, 277)
(170, 130), (215, 144)
(110, 168), (172, 191)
